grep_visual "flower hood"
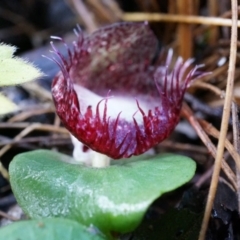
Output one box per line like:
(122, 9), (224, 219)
(51, 22), (202, 159)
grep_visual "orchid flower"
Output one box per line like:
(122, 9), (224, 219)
(51, 22), (203, 166)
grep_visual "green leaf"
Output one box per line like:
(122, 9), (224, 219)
(0, 43), (43, 86)
(0, 218), (105, 240)
(9, 150), (196, 235)
(0, 44), (16, 60)
(0, 93), (17, 115)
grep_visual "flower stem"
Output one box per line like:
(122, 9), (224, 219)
(92, 151), (110, 168)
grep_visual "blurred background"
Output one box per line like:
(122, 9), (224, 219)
(0, 1), (239, 238)
(0, 0), (234, 95)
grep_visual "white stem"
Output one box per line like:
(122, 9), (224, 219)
(92, 151), (111, 168)
(70, 134), (111, 167)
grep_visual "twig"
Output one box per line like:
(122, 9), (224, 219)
(0, 124), (69, 154)
(8, 104), (54, 123)
(159, 141), (208, 154)
(0, 124), (44, 161)
(0, 123), (69, 180)
(182, 103), (237, 190)
(0, 163), (9, 180)
(66, 0), (98, 32)
(0, 135), (70, 147)
(0, 122), (68, 134)
(184, 93), (223, 118)
(231, 102), (240, 211)
(198, 0), (238, 238)
(53, 115), (61, 127)
(177, 0), (193, 59)
(193, 6), (240, 38)
(195, 165), (213, 188)
(22, 82), (52, 101)
(86, 0), (121, 22)
(199, 119), (240, 172)
(192, 81), (225, 98)
(0, 135), (37, 151)
(207, 0), (218, 45)
(197, 65), (228, 83)
(122, 13), (240, 28)
(0, 210), (19, 221)
(158, 141), (208, 165)
(103, 0), (123, 18)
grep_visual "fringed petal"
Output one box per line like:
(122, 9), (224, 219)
(51, 22), (205, 159)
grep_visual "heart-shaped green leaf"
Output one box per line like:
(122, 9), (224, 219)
(9, 150), (196, 236)
(0, 218), (105, 240)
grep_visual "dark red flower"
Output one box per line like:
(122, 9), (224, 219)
(51, 22), (203, 159)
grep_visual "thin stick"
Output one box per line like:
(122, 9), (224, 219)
(192, 81), (225, 98)
(67, 0), (98, 32)
(0, 210), (19, 221)
(0, 124), (64, 178)
(0, 122), (68, 133)
(8, 104), (54, 123)
(0, 123), (69, 180)
(123, 13), (240, 28)
(87, 0), (118, 22)
(231, 102), (240, 211)
(205, 66), (228, 83)
(0, 124), (45, 161)
(103, 0), (123, 18)
(0, 123), (69, 158)
(159, 141), (208, 154)
(0, 162), (9, 180)
(198, 0), (238, 238)
(199, 119), (240, 172)
(0, 135), (70, 147)
(181, 103), (237, 190)
(22, 82), (52, 101)
(207, 0), (218, 45)
(177, 0), (193, 59)
(195, 166), (213, 188)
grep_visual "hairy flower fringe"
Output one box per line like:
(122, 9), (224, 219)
(51, 22), (205, 159)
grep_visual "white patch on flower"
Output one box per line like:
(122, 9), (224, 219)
(74, 84), (153, 124)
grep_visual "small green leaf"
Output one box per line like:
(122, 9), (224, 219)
(9, 150), (196, 235)
(0, 43), (43, 86)
(0, 44), (16, 60)
(0, 218), (105, 240)
(0, 93), (17, 115)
